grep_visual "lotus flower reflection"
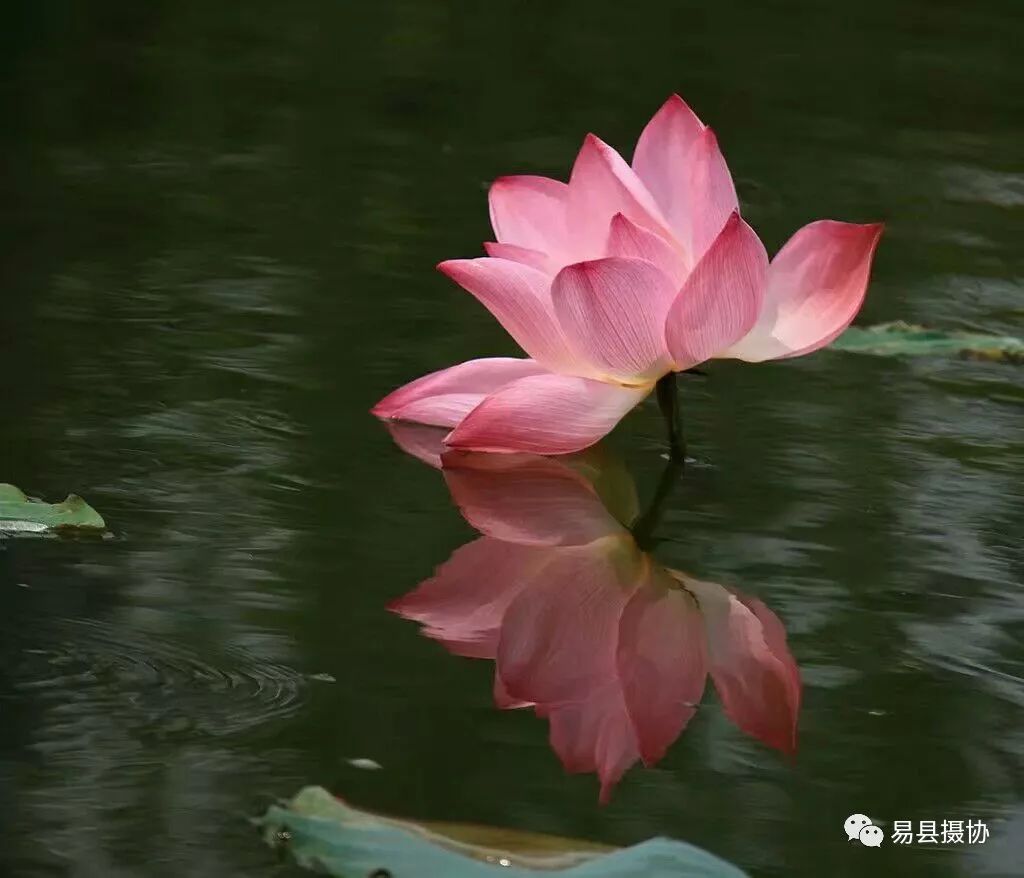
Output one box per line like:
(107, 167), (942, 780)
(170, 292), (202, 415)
(386, 425), (801, 802)
(374, 95), (883, 455)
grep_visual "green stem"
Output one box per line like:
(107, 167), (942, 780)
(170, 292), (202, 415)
(655, 372), (686, 462)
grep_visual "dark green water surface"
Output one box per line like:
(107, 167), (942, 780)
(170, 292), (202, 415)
(2, 2), (1022, 876)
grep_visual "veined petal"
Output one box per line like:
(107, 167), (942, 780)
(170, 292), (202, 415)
(616, 566), (707, 765)
(388, 538), (548, 659)
(552, 257), (676, 382)
(605, 213), (688, 287)
(540, 682), (640, 804)
(496, 541), (642, 704)
(445, 373), (652, 455)
(473, 463), (668, 805)
(665, 212), (767, 370)
(488, 175), (569, 257)
(734, 591), (801, 740)
(483, 241), (555, 275)
(633, 95), (705, 195)
(371, 357), (550, 428)
(685, 575), (801, 755)
(441, 452), (626, 547)
(683, 128), (740, 266)
(566, 134), (673, 261)
(725, 221), (884, 362)
(633, 97), (738, 268)
(437, 258), (581, 372)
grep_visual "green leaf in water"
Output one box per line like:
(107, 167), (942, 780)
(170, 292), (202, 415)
(831, 321), (1024, 362)
(0, 484), (106, 534)
(257, 787), (748, 877)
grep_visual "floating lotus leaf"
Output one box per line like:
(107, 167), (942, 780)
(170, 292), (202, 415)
(258, 786), (747, 877)
(832, 321), (1024, 362)
(0, 484), (106, 534)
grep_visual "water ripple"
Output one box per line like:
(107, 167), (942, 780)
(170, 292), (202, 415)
(11, 619), (312, 745)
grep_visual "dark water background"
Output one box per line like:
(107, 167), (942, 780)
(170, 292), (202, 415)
(1, 2), (1022, 876)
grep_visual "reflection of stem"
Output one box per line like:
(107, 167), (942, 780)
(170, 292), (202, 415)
(655, 372), (685, 462)
(630, 455), (685, 551)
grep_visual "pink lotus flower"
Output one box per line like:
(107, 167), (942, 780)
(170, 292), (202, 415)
(386, 428), (801, 802)
(374, 95), (883, 455)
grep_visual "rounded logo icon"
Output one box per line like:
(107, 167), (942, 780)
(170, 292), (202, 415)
(844, 813), (873, 841)
(859, 825), (884, 847)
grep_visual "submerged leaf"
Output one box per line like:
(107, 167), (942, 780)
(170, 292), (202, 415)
(831, 321), (1024, 361)
(257, 786), (748, 877)
(0, 484), (106, 534)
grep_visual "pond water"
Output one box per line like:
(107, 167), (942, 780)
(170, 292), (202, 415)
(1, 2), (1022, 876)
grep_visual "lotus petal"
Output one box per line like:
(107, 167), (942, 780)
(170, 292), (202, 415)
(372, 357), (550, 428)
(445, 373), (651, 455)
(725, 221), (884, 362)
(665, 213), (767, 370)
(617, 568), (708, 765)
(552, 257), (677, 382)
